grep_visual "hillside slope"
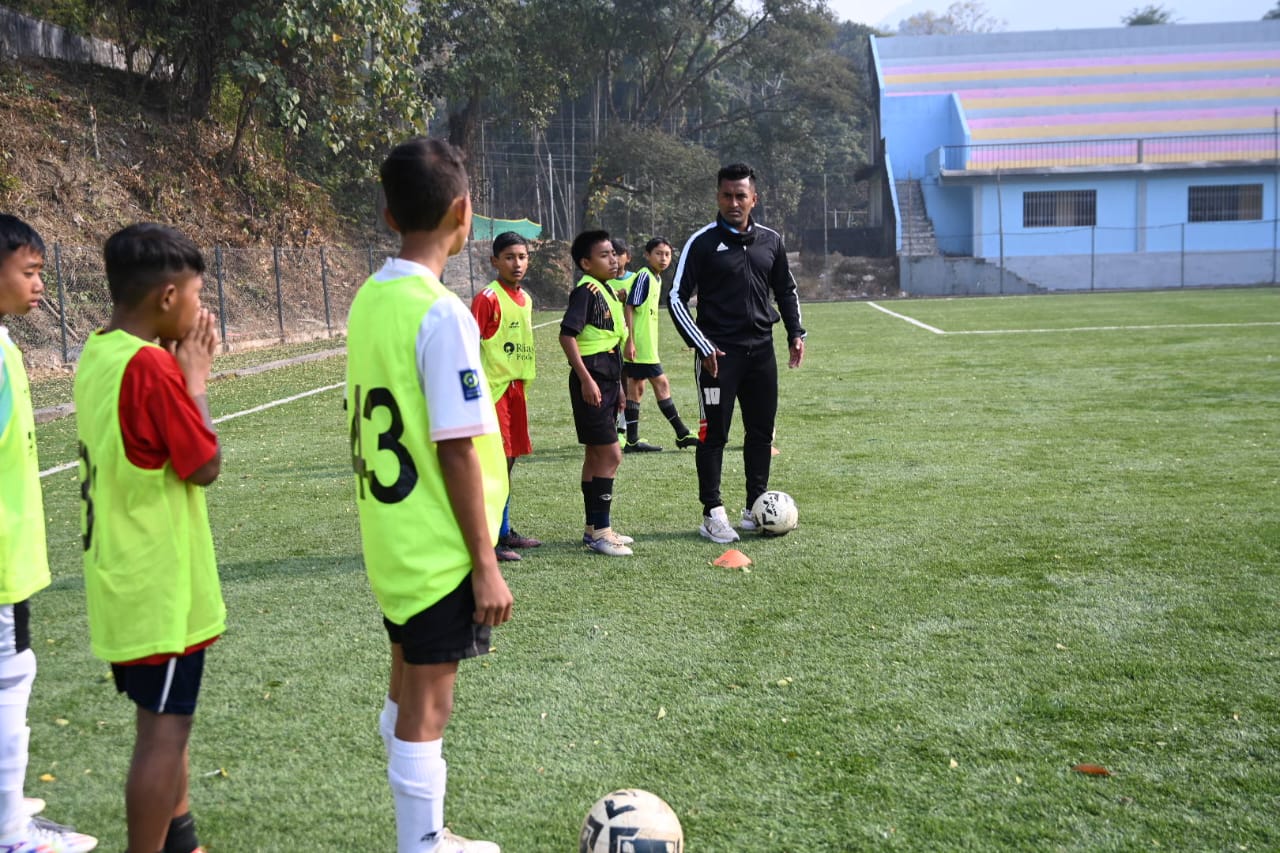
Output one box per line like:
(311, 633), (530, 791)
(0, 57), (365, 250)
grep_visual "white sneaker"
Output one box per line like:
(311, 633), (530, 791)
(21, 800), (44, 818)
(428, 828), (500, 852)
(700, 506), (740, 543)
(740, 508), (758, 531)
(583, 526), (634, 546)
(0, 818), (98, 853)
(587, 528), (633, 556)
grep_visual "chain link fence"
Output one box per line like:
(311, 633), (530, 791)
(901, 220), (1280, 296)
(5, 241), (503, 367)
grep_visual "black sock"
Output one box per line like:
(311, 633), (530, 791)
(658, 396), (688, 437)
(590, 477), (615, 530)
(625, 400), (640, 444)
(164, 812), (199, 853)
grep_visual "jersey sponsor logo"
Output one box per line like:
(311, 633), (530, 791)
(459, 369), (482, 401)
(702, 387), (721, 405)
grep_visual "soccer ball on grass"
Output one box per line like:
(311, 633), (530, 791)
(750, 490), (798, 536)
(579, 788), (684, 853)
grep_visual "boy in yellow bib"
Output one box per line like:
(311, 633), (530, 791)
(0, 215), (98, 853)
(347, 137), (512, 853)
(470, 232), (540, 563)
(75, 223), (223, 853)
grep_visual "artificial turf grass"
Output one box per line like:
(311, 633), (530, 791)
(26, 291), (1280, 851)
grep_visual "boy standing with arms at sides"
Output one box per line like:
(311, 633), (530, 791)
(75, 223), (224, 853)
(560, 231), (633, 556)
(621, 236), (698, 454)
(0, 215), (98, 853)
(470, 232), (540, 564)
(347, 137), (512, 853)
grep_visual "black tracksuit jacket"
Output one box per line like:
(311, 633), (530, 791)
(669, 215), (805, 356)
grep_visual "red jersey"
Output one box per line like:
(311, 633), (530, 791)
(115, 345), (220, 664)
(470, 282), (529, 340)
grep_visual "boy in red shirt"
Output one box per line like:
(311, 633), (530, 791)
(470, 233), (540, 562)
(74, 223), (224, 853)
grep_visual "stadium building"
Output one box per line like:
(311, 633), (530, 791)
(871, 21), (1280, 294)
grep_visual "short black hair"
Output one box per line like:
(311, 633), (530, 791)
(492, 231), (528, 256)
(644, 236), (672, 253)
(717, 163), (756, 186)
(0, 214), (45, 265)
(571, 229), (611, 268)
(380, 137), (469, 233)
(610, 237), (629, 257)
(103, 223), (205, 308)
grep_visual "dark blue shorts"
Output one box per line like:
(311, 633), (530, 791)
(383, 575), (491, 665)
(112, 649), (206, 716)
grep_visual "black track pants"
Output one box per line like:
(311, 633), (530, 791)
(693, 344), (777, 512)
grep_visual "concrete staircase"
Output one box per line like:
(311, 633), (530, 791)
(895, 179), (938, 257)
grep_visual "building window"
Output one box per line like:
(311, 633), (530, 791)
(1023, 190), (1097, 228)
(1188, 184), (1263, 223)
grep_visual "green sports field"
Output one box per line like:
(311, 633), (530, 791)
(26, 288), (1280, 851)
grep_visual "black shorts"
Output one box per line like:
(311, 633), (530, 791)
(623, 362), (664, 380)
(570, 370), (623, 445)
(112, 649), (206, 716)
(383, 575), (491, 665)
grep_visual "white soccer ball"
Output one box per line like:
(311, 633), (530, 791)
(579, 789), (684, 853)
(751, 490), (798, 536)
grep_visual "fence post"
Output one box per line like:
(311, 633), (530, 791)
(1180, 223), (1186, 288)
(367, 245), (375, 276)
(54, 243), (68, 364)
(215, 246), (229, 352)
(320, 246), (333, 338)
(272, 245), (285, 342)
(1090, 226), (1096, 291)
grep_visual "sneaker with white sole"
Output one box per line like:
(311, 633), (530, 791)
(699, 506), (740, 544)
(21, 800), (43, 818)
(586, 528), (633, 556)
(582, 526), (634, 546)
(0, 817), (98, 853)
(740, 508), (758, 531)
(428, 829), (500, 853)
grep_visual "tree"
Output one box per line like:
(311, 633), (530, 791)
(223, 0), (426, 171)
(1264, 1), (1280, 18)
(1122, 4), (1176, 24)
(898, 1), (1005, 35)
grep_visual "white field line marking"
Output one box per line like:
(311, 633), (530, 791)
(866, 301), (946, 334)
(39, 382), (344, 479)
(947, 321), (1280, 335)
(533, 318), (560, 329)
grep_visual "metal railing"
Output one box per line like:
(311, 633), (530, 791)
(6, 243), (417, 366)
(935, 132), (1280, 173)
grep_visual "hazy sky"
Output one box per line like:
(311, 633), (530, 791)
(830, 0), (1277, 31)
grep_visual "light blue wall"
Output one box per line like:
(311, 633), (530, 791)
(883, 94), (968, 181)
(1147, 170), (1277, 252)
(940, 171), (1280, 259)
(922, 181), (973, 256)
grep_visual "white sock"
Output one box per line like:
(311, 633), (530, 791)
(0, 649), (35, 838)
(388, 737), (445, 853)
(379, 696), (399, 755)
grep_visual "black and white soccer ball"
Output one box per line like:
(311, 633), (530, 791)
(579, 788), (684, 853)
(751, 490), (798, 536)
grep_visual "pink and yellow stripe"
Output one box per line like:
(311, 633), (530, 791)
(883, 49), (1280, 85)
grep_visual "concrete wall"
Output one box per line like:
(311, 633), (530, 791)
(1004, 250), (1277, 290)
(899, 256), (1041, 296)
(902, 250), (1278, 294)
(0, 5), (128, 68)
(882, 93), (968, 181)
